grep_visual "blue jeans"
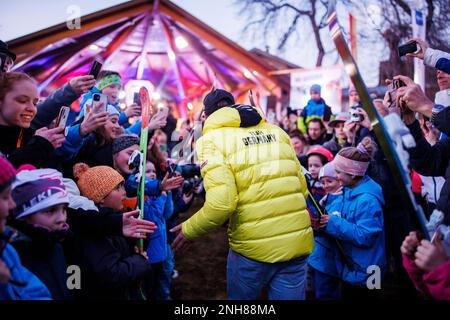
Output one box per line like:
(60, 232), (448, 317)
(227, 249), (308, 300)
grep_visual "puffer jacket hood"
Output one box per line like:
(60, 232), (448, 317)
(203, 104), (264, 134)
(348, 175), (385, 205)
(183, 104), (314, 263)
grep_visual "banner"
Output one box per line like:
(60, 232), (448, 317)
(290, 65), (343, 113)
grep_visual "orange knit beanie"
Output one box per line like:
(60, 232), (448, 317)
(73, 163), (124, 203)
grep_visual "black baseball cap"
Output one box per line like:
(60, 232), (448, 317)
(203, 89), (235, 116)
(0, 40), (16, 61)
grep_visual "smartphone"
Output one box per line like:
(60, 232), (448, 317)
(89, 60), (103, 79)
(133, 92), (141, 106)
(398, 41), (418, 57)
(158, 106), (169, 120)
(92, 93), (108, 112)
(55, 106), (70, 128)
(387, 79), (406, 109)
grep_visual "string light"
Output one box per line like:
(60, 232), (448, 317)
(151, 92), (161, 100)
(168, 50), (176, 61)
(175, 36), (189, 49)
(187, 102), (193, 110)
(243, 70), (252, 79)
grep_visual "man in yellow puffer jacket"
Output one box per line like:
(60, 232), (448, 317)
(171, 89), (314, 300)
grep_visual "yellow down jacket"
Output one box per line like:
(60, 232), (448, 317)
(182, 106), (314, 263)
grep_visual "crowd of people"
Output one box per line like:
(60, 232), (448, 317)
(0, 35), (449, 301)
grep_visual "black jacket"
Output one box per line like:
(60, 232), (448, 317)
(0, 125), (54, 168)
(323, 135), (345, 156)
(407, 112), (450, 223)
(70, 207), (152, 300)
(60, 132), (114, 179)
(8, 219), (73, 300)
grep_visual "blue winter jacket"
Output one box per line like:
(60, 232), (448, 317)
(298, 98), (332, 133)
(308, 192), (342, 277)
(125, 175), (161, 199)
(424, 48), (450, 74)
(144, 192), (174, 263)
(325, 176), (386, 285)
(0, 229), (52, 300)
(53, 123), (85, 160)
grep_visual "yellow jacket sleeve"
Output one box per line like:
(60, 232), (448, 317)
(182, 136), (238, 240)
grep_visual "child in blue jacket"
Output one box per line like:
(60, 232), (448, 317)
(143, 161), (174, 300)
(321, 137), (387, 299)
(308, 162), (343, 299)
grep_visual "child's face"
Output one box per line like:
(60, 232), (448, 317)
(98, 115), (121, 142)
(320, 177), (340, 194)
(102, 84), (121, 104)
(290, 137), (304, 155)
(113, 144), (139, 177)
(308, 155), (324, 180)
(25, 204), (67, 231)
(0, 79), (39, 128)
(0, 187), (15, 233)
(101, 183), (126, 212)
(334, 122), (346, 140)
(336, 170), (356, 187)
(310, 92), (321, 102)
(145, 161), (157, 180)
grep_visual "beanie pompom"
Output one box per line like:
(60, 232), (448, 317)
(16, 164), (36, 173)
(73, 163), (90, 180)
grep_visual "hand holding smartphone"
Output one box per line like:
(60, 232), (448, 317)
(55, 106), (70, 136)
(92, 93), (108, 113)
(55, 106), (70, 128)
(398, 41), (418, 57)
(89, 60), (103, 80)
(133, 92), (141, 107)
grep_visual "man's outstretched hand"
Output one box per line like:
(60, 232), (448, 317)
(170, 224), (192, 252)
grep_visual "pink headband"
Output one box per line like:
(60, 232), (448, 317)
(333, 154), (369, 176)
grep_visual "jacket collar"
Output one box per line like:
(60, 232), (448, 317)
(343, 175), (384, 205)
(203, 105), (264, 134)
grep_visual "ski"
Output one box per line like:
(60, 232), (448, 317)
(136, 86), (152, 252)
(326, 7), (429, 239)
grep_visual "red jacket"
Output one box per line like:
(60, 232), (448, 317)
(402, 254), (450, 300)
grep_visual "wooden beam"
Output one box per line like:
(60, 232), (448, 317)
(17, 18), (134, 83)
(136, 16), (154, 79)
(58, 16), (144, 80)
(171, 22), (237, 92)
(159, 14), (188, 100)
(178, 57), (208, 86)
(8, 0), (153, 61)
(158, 0), (281, 91)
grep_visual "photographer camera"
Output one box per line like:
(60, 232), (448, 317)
(343, 106), (373, 146)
